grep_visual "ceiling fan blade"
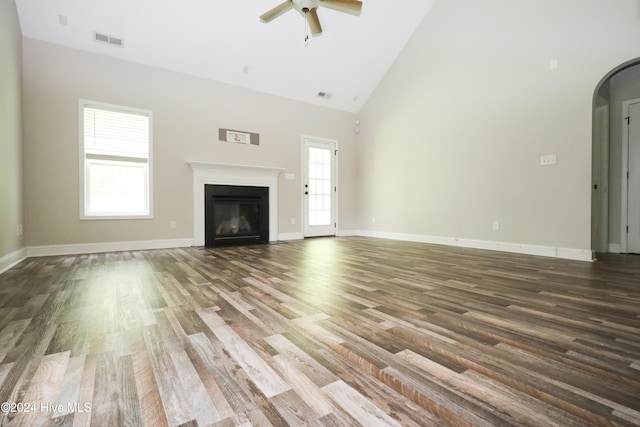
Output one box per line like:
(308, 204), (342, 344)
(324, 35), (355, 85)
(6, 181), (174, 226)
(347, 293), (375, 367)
(308, 8), (323, 36)
(319, 0), (362, 15)
(260, 1), (294, 23)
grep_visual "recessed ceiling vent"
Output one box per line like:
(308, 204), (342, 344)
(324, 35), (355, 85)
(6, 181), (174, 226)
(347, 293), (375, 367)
(317, 91), (332, 100)
(94, 32), (124, 47)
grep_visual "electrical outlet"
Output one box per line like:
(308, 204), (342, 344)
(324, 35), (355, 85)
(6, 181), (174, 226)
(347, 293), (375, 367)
(540, 154), (557, 166)
(15, 225), (20, 236)
(492, 221), (500, 231)
(291, 217), (296, 225)
(371, 217), (376, 224)
(169, 220), (176, 229)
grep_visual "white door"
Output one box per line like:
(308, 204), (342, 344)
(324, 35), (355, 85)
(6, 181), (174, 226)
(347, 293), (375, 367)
(303, 137), (337, 237)
(628, 102), (640, 253)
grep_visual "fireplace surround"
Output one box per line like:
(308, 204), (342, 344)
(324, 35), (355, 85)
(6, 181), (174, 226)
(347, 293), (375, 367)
(188, 162), (283, 246)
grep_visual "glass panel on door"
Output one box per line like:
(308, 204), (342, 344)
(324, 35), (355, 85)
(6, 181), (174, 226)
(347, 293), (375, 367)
(308, 147), (332, 226)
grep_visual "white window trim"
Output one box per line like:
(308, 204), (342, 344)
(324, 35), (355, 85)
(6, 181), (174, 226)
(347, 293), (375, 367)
(79, 99), (154, 220)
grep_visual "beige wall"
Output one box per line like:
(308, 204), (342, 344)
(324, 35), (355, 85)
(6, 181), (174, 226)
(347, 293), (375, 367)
(0, 0), (24, 259)
(358, 0), (640, 251)
(22, 39), (358, 247)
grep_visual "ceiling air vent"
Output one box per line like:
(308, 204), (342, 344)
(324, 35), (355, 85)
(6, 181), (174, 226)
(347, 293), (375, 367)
(108, 37), (123, 47)
(94, 32), (124, 47)
(94, 32), (109, 43)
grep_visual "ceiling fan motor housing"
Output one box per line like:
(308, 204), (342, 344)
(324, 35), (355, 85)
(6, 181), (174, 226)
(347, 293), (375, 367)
(294, 0), (319, 12)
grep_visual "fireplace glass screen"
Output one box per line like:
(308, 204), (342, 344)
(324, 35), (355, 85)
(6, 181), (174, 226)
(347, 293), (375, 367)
(214, 200), (260, 239)
(205, 185), (269, 247)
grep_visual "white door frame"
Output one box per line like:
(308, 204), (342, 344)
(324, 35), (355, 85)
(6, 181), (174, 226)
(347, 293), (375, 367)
(301, 135), (338, 237)
(592, 104), (609, 253)
(621, 97), (640, 253)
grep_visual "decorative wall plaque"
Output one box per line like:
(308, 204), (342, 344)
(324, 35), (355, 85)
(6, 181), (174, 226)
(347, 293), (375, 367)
(219, 128), (260, 146)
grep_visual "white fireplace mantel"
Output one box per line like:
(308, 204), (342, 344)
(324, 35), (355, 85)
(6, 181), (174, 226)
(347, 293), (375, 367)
(188, 162), (284, 246)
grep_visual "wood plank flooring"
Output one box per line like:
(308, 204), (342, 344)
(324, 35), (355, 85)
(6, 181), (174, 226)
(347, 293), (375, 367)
(0, 236), (639, 426)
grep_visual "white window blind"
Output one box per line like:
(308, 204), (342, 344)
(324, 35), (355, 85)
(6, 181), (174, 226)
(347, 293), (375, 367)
(84, 107), (149, 160)
(80, 101), (152, 218)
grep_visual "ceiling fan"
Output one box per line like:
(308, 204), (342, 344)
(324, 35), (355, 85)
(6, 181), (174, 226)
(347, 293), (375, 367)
(260, 0), (363, 37)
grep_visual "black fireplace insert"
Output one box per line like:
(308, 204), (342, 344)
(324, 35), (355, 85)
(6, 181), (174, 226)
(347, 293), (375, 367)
(205, 185), (269, 247)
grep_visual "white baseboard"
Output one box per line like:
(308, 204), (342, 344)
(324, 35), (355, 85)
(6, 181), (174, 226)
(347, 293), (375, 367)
(0, 248), (28, 274)
(608, 243), (622, 254)
(15, 232), (595, 262)
(352, 230), (594, 262)
(27, 238), (194, 257)
(278, 232), (303, 241)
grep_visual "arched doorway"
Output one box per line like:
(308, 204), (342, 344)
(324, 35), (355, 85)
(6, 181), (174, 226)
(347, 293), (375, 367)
(592, 58), (640, 254)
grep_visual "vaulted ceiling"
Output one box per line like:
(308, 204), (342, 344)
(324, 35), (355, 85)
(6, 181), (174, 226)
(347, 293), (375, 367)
(15, 0), (436, 113)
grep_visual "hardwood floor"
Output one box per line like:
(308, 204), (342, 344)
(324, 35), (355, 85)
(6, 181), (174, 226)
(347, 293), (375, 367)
(0, 236), (639, 426)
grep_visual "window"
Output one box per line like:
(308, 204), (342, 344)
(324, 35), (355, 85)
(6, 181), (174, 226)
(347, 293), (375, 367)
(80, 100), (152, 218)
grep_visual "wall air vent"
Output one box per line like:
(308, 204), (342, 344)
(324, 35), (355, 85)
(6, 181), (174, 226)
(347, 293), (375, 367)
(94, 32), (124, 47)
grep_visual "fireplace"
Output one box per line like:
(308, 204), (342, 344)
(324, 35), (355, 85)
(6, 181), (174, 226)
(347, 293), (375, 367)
(205, 185), (269, 247)
(188, 162), (283, 247)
